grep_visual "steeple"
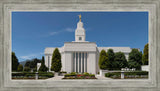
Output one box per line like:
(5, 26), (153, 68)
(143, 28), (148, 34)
(78, 14), (81, 22)
(75, 14), (86, 42)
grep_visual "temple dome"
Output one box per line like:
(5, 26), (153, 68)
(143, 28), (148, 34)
(75, 21), (85, 36)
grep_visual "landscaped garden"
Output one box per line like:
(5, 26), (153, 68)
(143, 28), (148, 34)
(105, 71), (148, 79)
(12, 72), (54, 79)
(63, 72), (97, 79)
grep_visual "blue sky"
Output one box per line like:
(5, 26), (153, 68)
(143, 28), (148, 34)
(12, 12), (148, 62)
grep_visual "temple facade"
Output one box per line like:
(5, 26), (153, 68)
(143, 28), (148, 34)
(44, 15), (138, 74)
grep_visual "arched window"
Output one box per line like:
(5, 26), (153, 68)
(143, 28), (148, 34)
(79, 37), (82, 40)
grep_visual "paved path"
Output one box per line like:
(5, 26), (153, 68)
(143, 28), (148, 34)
(46, 76), (64, 80)
(46, 75), (112, 80)
(95, 75), (112, 80)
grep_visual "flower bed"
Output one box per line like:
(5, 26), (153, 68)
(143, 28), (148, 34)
(63, 72), (97, 79)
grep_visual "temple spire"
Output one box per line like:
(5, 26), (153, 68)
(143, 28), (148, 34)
(78, 14), (81, 22)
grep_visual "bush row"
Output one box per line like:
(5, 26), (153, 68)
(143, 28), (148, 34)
(12, 72), (54, 77)
(64, 72), (95, 78)
(105, 71), (148, 77)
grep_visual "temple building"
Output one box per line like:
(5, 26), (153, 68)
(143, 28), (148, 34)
(44, 15), (138, 74)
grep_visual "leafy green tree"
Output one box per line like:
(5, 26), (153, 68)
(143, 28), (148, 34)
(51, 48), (62, 72)
(24, 58), (41, 70)
(30, 58), (41, 68)
(142, 43), (149, 65)
(38, 56), (48, 72)
(107, 49), (115, 70)
(24, 61), (31, 67)
(128, 49), (142, 70)
(17, 64), (23, 72)
(128, 61), (141, 70)
(12, 52), (19, 71)
(114, 52), (128, 69)
(98, 50), (109, 70)
(24, 67), (31, 72)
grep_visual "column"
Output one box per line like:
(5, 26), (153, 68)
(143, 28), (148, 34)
(82, 52), (84, 73)
(75, 52), (76, 72)
(84, 52), (86, 72)
(78, 52), (79, 73)
(49, 56), (51, 72)
(121, 71), (124, 79)
(85, 53), (87, 72)
(81, 52), (83, 73)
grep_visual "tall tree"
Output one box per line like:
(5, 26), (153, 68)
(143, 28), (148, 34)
(114, 52), (128, 69)
(107, 49), (115, 70)
(12, 52), (19, 71)
(142, 43), (149, 65)
(51, 48), (62, 72)
(98, 50), (109, 70)
(17, 64), (23, 72)
(24, 61), (31, 67)
(24, 58), (41, 68)
(38, 56), (48, 72)
(128, 49), (142, 70)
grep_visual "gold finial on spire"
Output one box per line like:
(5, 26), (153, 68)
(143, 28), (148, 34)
(78, 14), (81, 22)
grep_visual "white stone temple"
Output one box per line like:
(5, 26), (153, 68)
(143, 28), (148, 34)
(44, 15), (139, 74)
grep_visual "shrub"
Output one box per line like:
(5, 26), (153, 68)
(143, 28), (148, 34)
(128, 49), (142, 70)
(142, 43), (149, 65)
(60, 71), (67, 73)
(98, 50), (108, 70)
(38, 56), (48, 72)
(17, 64), (23, 72)
(12, 72), (54, 78)
(38, 72), (54, 77)
(105, 71), (148, 78)
(12, 52), (19, 71)
(63, 73), (96, 79)
(83, 72), (89, 76)
(24, 67), (31, 72)
(51, 48), (62, 72)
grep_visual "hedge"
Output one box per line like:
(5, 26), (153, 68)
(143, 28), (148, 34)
(12, 72), (54, 78)
(64, 72), (95, 78)
(105, 71), (148, 77)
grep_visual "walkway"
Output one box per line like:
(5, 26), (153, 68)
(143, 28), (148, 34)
(95, 75), (112, 80)
(46, 75), (112, 80)
(46, 76), (64, 80)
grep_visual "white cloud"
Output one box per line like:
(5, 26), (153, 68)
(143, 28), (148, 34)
(20, 53), (43, 60)
(49, 31), (59, 35)
(65, 28), (74, 32)
(48, 28), (74, 36)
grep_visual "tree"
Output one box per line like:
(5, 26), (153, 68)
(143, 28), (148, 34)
(24, 58), (41, 69)
(128, 61), (141, 70)
(142, 43), (149, 65)
(114, 52), (128, 69)
(107, 49), (115, 70)
(38, 56), (48, 72)
(30, 58), (41, 68)
(128, 49), (142, 70)
(98, 50), (109, 70)
(24, 61), (31, 67)
(17, 64), (23, 72)
(24, 67), (31, 72)
(51, 48), (62, 72)
(12, 52), (19, 71)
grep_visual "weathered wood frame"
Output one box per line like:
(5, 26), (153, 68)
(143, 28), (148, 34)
(0, 0), (159, 91)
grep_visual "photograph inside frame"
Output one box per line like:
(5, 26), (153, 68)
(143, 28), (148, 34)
(11, 12), (149, 80)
